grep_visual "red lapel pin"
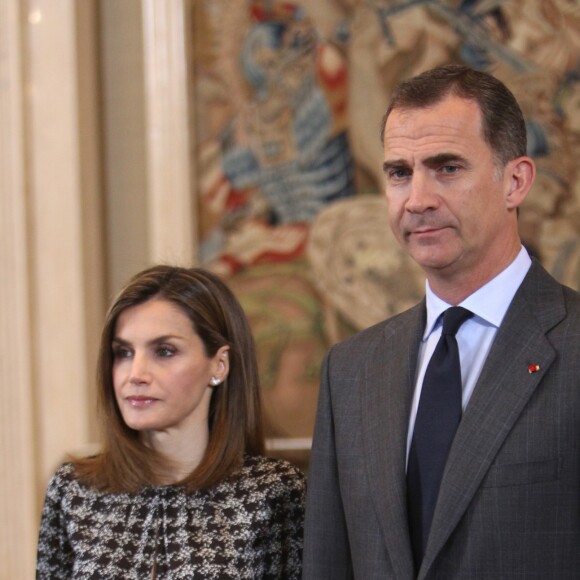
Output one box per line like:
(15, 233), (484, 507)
(528, 364), (540, 374)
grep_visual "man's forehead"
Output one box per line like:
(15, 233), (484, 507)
(384, 96), (483, 135)
(383, 99), (485, 153)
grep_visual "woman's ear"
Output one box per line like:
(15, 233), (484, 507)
(210, 346), (230, 386)
(505, 155), (536, 209)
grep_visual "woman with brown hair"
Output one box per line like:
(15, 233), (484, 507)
(36, 265), (305, 579)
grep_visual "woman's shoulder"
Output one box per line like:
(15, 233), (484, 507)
(228, 454), (306, 496)
(42, 462), (86, 509)
(243, 454), (305, 479)
(45, 460), (121, 502)
(42, 460), (143, 522)
(45, 462), (77, 491)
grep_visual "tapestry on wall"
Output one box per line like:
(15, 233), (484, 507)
(191, 0), (580, 462)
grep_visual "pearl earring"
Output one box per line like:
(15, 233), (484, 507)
(210, 376), (221, 386)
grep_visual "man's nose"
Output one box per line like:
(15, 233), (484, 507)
(405, 173), (439, 213)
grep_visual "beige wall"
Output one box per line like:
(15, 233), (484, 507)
(0, 1), (195, 576)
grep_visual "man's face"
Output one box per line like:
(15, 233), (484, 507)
(382, 94), (519, 289)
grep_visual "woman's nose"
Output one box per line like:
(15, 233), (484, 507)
(129, 353), (151, 385)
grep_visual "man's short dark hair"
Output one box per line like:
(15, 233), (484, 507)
(380, 65), (527, 167)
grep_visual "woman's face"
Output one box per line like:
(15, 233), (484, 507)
(111, 298), (229, 440)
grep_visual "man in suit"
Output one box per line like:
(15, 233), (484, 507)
(302, 64), (580, 579)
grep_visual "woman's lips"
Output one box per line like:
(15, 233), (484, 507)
(126, 396), (158, 408)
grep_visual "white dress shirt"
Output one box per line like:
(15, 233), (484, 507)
(406, 246), (532, 461)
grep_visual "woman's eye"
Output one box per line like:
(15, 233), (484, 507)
(113, 346), (132, 359)
(156, 345), (176, 358)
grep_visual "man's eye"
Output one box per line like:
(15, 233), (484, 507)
(390, 168), (410, 179)
(441, 165), (459, 174)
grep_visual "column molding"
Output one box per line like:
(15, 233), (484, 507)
(26, 0), (103, 482)
(0, 0), (37, 576)
(0, 0), (104, 574)
(142, 0), (197, 265)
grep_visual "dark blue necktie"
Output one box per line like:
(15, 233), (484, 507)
(407, 306), (473, 567)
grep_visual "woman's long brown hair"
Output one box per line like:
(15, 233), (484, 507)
(73, 265), (265, 493)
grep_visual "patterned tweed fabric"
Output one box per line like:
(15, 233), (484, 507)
(37, 455), (305, 579)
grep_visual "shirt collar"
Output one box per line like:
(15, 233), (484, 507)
(423, 246), (532, 340)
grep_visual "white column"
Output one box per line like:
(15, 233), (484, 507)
(0, 0), (104, 575)
(143, 0), (197, 265)
(26, 0), (102, 483)
(0, 1), (38, 576)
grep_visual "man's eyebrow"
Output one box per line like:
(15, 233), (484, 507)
(382, 153), (470, 174)
(423, 153), (469, 167)
(382, 159), (410, 173)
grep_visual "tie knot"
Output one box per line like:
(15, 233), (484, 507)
(442, 306), (473, 336)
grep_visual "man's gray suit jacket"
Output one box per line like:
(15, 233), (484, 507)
(302, 260), (580, 579)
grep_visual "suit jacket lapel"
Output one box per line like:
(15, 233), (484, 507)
(420, 262), (566, 577)
(361, 303), (425, 580)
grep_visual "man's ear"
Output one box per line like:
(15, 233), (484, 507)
(505, 156), (536, 209)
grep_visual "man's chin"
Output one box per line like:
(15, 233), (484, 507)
(408, 246), (453, 268)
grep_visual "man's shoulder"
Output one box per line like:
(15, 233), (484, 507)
(331, 301), (424, 355)
(521, 259), (580, 310)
